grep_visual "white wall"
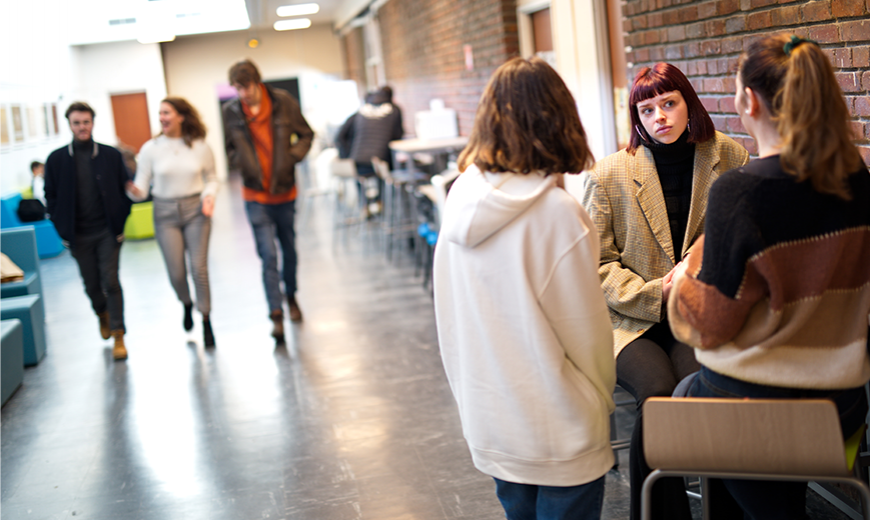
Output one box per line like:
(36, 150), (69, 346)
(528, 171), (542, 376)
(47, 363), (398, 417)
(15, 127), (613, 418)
(0, 0), (166, 194)
(0, 0), (73, 192)
(549, 0), (616, 199)
(71, 41), (167, 148)
(160, 25), (346, 181)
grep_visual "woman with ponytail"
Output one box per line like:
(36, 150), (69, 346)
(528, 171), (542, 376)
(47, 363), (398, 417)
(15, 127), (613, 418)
(669, 34), (870, 518)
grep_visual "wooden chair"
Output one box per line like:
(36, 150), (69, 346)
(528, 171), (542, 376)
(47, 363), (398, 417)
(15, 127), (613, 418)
(642, 397), (870, 520)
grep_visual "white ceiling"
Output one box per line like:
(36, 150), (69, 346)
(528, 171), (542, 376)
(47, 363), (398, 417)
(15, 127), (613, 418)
(244, 0), (344, 29)
(65, 0), (355, 46)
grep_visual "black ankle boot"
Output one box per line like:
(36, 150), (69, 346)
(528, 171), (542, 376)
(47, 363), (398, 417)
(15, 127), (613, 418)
(203, 317), (215, 347)
(183, 303), (194, 331)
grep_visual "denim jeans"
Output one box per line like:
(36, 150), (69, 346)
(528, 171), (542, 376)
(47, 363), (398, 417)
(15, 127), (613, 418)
(355, 162), (384, 204)
(244, 199), (297, 313)
(71, 228), (124, 331)
(494, 475), (605, 520)
(685, 366), (869, 520)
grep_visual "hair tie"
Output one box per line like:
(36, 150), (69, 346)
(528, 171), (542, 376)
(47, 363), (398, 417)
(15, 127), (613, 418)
(783, 35), (818, 56)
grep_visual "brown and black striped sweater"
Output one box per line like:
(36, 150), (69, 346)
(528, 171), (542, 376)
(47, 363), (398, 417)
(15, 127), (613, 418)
(669, 155), (870, 390)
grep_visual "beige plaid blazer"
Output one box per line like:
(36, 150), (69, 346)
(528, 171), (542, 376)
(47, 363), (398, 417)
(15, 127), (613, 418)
(580, 132), (749, 356)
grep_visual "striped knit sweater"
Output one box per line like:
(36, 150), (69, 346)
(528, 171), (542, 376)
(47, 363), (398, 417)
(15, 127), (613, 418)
(669, 155), (870, 390)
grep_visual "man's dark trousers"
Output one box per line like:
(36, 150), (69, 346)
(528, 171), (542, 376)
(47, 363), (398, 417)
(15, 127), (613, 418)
(71, 228), (124, 331)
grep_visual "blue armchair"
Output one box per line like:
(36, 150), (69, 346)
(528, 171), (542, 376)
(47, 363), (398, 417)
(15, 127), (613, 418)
(0, 192), (63, 258)
(1, 227), (45, 318)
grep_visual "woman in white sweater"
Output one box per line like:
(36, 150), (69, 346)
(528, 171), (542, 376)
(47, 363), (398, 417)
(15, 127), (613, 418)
(127, 97), (218, 347)
(433, 57), (615, 520)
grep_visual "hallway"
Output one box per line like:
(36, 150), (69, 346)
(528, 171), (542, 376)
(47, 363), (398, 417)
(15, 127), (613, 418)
(3, 171), (860, 520)
(1, 176), (635, 520)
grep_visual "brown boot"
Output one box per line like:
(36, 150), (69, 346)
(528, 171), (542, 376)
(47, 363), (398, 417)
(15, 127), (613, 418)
(98, 312), (111, 340)
(111, 330), (127, 360)
(288, 296), (303, 323)
(270, 309), (285, 344)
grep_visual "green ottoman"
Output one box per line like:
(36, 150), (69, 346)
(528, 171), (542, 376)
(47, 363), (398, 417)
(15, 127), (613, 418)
(124, 201), (155, 240)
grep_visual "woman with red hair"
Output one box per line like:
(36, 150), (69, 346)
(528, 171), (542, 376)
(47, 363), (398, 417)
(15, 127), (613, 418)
(581, 62), (749, 520)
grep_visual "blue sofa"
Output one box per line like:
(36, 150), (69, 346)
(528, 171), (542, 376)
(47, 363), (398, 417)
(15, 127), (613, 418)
(1, 319), (24, 405)
(1, 227), (45, 318)
(0, 294), (45, 366)
(0, 192), (64, 258)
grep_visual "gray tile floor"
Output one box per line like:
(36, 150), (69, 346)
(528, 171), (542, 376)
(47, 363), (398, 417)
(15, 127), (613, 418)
(0, 174), (856, 519)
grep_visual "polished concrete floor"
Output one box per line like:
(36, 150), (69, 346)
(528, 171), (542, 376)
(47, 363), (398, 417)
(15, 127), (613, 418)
(0, 175), (853, 519)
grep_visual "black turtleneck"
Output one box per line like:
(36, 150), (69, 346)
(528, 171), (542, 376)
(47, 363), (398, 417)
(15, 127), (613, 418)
(642, 131), (695, 258)
(73, 139), (108, 235)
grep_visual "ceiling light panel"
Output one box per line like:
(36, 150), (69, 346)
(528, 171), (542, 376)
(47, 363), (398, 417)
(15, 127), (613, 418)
(274, 18), (312, 31)
(276, 3), (320, 17)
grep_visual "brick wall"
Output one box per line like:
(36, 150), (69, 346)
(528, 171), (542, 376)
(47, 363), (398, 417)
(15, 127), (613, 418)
(621, 0), (870, 162)
(342, 27), (366, 93)
(365, 0), (519, 137)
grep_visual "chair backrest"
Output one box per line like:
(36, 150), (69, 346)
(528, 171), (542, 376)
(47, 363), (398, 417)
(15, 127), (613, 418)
(371, 156), (392, 182)
(0, 226), (40, 273)
(1, 193), (24, 228)
(319, 146), (357, 180)
(644, 397), (850, 478)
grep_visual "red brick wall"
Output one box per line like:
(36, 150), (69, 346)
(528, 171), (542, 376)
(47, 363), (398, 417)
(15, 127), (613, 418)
(367, 0), (519, 137)
(621, 0), (870, 162)
(342, 27), (366, 92)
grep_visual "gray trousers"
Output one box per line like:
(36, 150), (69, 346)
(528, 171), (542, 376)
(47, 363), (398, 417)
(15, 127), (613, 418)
(71, 228), (124, 331)
(153, 194), (212, 315)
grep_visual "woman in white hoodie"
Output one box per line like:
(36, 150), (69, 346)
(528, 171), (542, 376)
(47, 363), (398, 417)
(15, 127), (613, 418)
(433, 57), (616, 520)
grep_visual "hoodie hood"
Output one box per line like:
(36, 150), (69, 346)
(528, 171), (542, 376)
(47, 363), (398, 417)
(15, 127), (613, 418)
(359, 102), (394, 119)
(440, 165), (556, 248)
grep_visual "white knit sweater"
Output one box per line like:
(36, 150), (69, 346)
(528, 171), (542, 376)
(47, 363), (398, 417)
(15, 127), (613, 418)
(130, 136), (218, 201)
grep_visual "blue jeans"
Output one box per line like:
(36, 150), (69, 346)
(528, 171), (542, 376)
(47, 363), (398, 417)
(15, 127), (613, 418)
(684, 366), (869, 520)
(355, 162), (384, 204)
(494, 476), (605, 520)
(244, 200), (297, 313)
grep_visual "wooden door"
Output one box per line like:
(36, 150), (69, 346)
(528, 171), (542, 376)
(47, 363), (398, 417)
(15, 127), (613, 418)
(531, 8), (553, 53)
(111, 92), (151, 153)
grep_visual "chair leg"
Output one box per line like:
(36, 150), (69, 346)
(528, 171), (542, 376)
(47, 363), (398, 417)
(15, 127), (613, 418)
(701, 477), (711, 520)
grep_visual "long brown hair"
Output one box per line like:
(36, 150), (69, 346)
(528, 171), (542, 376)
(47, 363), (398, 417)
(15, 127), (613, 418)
(739, 34), (862, 199)
(458, 57), (593, 175)
(161, 97), (207, 147)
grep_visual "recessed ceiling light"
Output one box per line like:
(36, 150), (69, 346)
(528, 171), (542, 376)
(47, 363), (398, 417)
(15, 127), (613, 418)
(276, 3), (319, 17)
(274, 18), (312, 31)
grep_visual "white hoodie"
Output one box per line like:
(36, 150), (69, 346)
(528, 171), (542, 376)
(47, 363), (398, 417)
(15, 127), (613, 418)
(433, 166), (616, 487)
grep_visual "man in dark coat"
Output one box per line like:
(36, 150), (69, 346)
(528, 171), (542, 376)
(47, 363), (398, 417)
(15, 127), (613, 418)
(44, 101), (132, 360)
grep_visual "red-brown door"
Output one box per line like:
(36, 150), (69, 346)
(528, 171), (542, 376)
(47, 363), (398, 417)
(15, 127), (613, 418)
(111, 92), (152, 153)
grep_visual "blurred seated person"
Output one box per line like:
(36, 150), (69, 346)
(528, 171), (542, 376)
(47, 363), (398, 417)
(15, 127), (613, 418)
(31, 161), (45, 204)
(337, 86), (404, 213)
